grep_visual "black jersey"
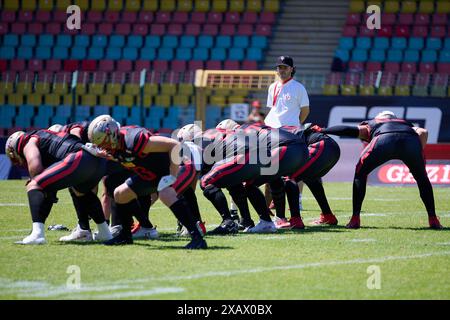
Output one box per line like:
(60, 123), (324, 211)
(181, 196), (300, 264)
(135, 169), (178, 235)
(238, 122), (302, 149)
(62, 121), (90, 143)
(281, 125), (327, 145)
(18, 130), (83, 168)
(361, 118), (416, 142)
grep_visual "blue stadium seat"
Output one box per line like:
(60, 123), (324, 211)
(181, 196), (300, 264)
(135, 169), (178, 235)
(180, 35), (196, 48)
(140, 47), (156, 60)
(92, 35), (107, 48)
(52, 115), (69, 125)
(444, 38), (450, 49)
(338, 37), (354, 50)
(422, 49), (437, 63)
(110, 35), (125, 48)
(157, 48), (174, 60)
(216, 36), (232, 48)
(386, 49), (403, 62)
(426, 38), (442, 50)
(352, 49), (367, 62)
(439, 50), (450, 63)
(105, 47), (122, 60)
(71, 47), (87, 60)
(93, 106), (110, 116)
(233, 36), (249, 48)
(334, 49), (350, 62)
(162, 117), (178, 129)
(193, 48), (209, 60)
(409, 37), (424, 50)
(37, 105), (54, 117)
(251, 36), (267, 49)
(112, 106), (128, 123)
(56, 35), (72, 47)
(38, 34), (54, 47)
(247, 47), (262, 61)
(88, 47), (104, 60)
(17, 46), (33, 59)
(391, 37), (407, 50)
(149, 106), (165, 118)
(162, 35), (178, 48)
(374, 37), (389, 49)
(21, 35), (36, 47)
(127, 35), (143, 48)
(53, 46), (69, 59)
(404, 49), (419, 62)
(75, 106), (91, 119)
(144, 35), (161, 48)
(15, 116), (32, 128)
(144, 117), (161, 130)
(36, 46), (52, 59)
(18, 105), (35, 117)
(55, 105), (72, 117)
(229, 48), (244, 61)
(34, 115), (50, 128)
(0, 47), (15, 59)
(369, 49), (385, 62)
(211, 48), (227, 61)
(355, 37), (371, 49)
(198, 35), (213, 48)
(123, 47), (138, 60)
(74, 35), (89, 47)
(176, 48), (192, 60)
(3, 34), (19, 47)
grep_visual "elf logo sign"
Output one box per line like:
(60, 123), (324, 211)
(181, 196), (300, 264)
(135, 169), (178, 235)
(378, 164), (450, 185)
(328, 106), (442, 143)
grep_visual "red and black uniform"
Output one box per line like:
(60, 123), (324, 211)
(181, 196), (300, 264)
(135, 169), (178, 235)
(321, 118), (436, 218)
(61, 121), (90, 143)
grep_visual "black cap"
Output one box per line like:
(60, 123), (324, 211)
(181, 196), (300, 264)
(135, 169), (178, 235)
(276, 56), (294, 68)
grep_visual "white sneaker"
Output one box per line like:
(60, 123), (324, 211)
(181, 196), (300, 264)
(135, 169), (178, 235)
(244, 220), (277, 233)
(177, 226), (190, 237)
(109, 225), (123, 238)
(132, 227), (159, 240)
(59, 225), (93, 242)
(93, 230), (113, 241)
(16, 233), (47, 245)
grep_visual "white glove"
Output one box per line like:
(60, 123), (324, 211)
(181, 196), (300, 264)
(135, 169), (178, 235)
(157, 175), (177, 192)
(82, 143), (116, 161)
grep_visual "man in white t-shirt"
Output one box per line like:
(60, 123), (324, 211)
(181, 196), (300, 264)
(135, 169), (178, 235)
(264, 56), (310, 228)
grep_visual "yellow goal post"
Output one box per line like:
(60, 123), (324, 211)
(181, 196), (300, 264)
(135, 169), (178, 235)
(194, 70), (279, 128)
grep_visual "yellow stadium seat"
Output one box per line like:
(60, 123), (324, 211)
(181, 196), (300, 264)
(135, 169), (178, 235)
(340, 85), (357, 96)
(118, 95), (135, 107)
(155, 95), (171, 107)
(124, 84), (140, 95)
(264, 0), (280, 12)
(418, 0), (435, 14)
(322, 84), (338, 95)
(173, 95), (190, 107)
(144, 83), (159, 95)
(27, 94), (43, 106)
(73, 0), (89, 10)
(228, 95), (245, 104)
(16, 82), (32, 94)
(160, 0), (175, 11)
(209, 95), (226, 107)
(212, 0), (228, 12)
(429, 86), (446, 98)
(412, 86), (428, 97)
(45, 94), (61, 106)
(229, 0), (244, 12)
(394, 85), (410, 96)
(384, 1), (399, 13)
(195, 0), (210, 12)
(160, 83), (177, 95)
(35, 82), (51, 95)
(437, 1), (450, 14)
(231, 88), (249, 96)
(377, 86), (393, 96)
(0, 94), (4, 106)
(38, 0), (54, 11)
(21, 0), (37, 10)
(89, 83), (105, 95)
(178, 83), (194, 96)
(142, 0), (158, 11)
(359, 85), (375, 96)
(75, 84), (87, 95)
(142, 95), (153, 107)
(55, 0), (72, 10)
(62, 94), (73, 105)
(99, 94), (117, 107)
(81, 94), (97, 106)
(106, 83), (123, 95)
(0, 81), (14, 94)
(125, 0), (141, 11)
(214, 88), (231, 96)
(8, 94), (24, 106)
(91, 0), (107, 11)
(349, 0), (365, 13)
(247, 0), (262, 12)
(178, 0), (193, 12)
(4, 0), (20, 10)
(53, 83), (69, 95)
(108, 0), (123, 11)
(401, 0), (417, 13)
(366, 1), (382, 7)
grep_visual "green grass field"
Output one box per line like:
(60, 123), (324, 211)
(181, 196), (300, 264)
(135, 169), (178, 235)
(0, 180), (449, 300)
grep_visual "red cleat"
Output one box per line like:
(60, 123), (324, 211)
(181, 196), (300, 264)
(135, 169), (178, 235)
(131, 222), (140, 234)
(289, 216), (305, 229)
(198, 221), (207, 236)
(312, 213), (338, 226)
(429, 216), (443, 230)
(346, 216), (360, 229)
(274, 217), (291, 229)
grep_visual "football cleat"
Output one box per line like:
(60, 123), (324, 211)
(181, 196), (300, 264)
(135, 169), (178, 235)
(312, 213), (338, 226)
(103, 230), (133, 245)
(238, 218), (255, 231)
(131, 221), (140, 233)
(16, 233), (46, 245)
(132, 226), (159, 239)
(244, 219), (277, 233)
(268, 200), (275, 210)
(109, 225), (123, 238)
(208, 219), (239, 235)
(197, 221), (206, 236)
(274, 217), (291, 229)
(429, 216), (443, 230)
(59, 225), (93, 242)
(184, 236), (207, 250)
(346, 216), (361, 229)
(289, 216), (305, 229)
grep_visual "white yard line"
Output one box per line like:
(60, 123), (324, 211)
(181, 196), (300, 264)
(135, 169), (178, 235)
(81, 287), (185, 299)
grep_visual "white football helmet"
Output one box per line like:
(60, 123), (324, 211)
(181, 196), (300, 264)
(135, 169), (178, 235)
(216, 119), (239, 130)
(375, 110), (397, 119)
(177, 124), (202, 142)
(88, 115), (121, 151)
(5, 131), (26, 166)
(48, 124), (63, 132)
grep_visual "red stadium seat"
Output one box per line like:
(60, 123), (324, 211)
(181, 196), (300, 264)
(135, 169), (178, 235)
(242, 60), (258, 70)
(10, 59), (26, 72)
(203, 24), (219, 36)
(401, 62), (417, 73)
(98, 23), (114, 35)
(188, 60), (204, 70)
(412, 26), (428, 37)
(380, 72), (396, 86)
(255, 24), (271, 36)
(345, 72), (360, 85)
(87, 11), (103, 23)
(63, 60), (79, 72)
(346, 13), (361, 25)
(380, 13), (396, 25)
(35, 10), (51, 22)
(0, 23), (7, 35)
(11, 23), (26, 34)
(173, 12), (189, 24)
(167, 24), (183, 36)
(191, 12), (206, 24)
(134, 60), (151, 72)
(81, 60), (97, 71)
(28, 59), (43, 72)
(396, 72), (413, 85)
(155, 12), (171, 24)
(132, 24), (148, 35)
(348, 61), (365, 72)
(415, 73), (431, 86)
(419, 62), (435, 74)
(398, 13), (413, 25)
(220, 24), (236, 36)
(104, 11), (120, 23)
(224, 61), (240, 70)
(237, 24), (253, 36)
(150, 24), (166, 35)
(153, 60), (168, 72)
(225, 12), (240, 24)
(46, 60), (62, 72)
(433, 74), (449, 86)
(394, 25), (410, 37)
(116, 23), (131, 35)
(53, 11), (67, 23)
(342, 25), (357, 37)
(260, 12), (275, 24)
(415, 13), (430, 26)
(117, 60), (133, 72)
(185, 23), (201, 36)
(171, 60), (187, 72)
(122, 12), (137, 23)
(437, 63), (450, 74)
(326, 72), (343, 85)
(28, 22), (44, 35)
(431, 26), (446, 38)
(98, 60), (115, 72)
(359, 26), (376, 37)
(80, 23), (96, 35)
(384, 62), (400, 73)
(206, 60), (222, 69)
(138, 11), (154, 24)
(0, 60), (7, 72)
(366, 62), (382, 71)
(1, 11), (16, 23)
(207, 12), (223, 24)
(432, 13), (447, 25)
(242, 12), (257, 24)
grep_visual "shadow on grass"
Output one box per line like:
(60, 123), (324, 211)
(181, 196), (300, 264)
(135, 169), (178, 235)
(276, 225), (348, 234)
(132, 242), (234, 251)
(358, 225), (450, 231)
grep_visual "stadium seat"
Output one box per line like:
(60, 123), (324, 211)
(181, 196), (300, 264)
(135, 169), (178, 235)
(392, 37), (407, 50)
(409, 37), (424, 50)
(386, 49), (403, 63)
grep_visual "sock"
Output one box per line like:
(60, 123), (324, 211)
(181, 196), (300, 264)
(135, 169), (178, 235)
(285, 180), (300, 218)
(27, 189), (52, 223)
(115, 202), (135, 238)
(170, 198), (202, 238)
(245, 185), (272, 222)
(183, 188), (202, 222)
(203, 185), (231, 220)
(133, 197), (153, 228)
(31, 222), (45, 237)
(96, 221), (111, 238)
(230, 201), (237, 211)
(304, 179), (333, 215)
(228, 185), (253, 224)
(110, 200), (120, 227)
(269, 178), (286, 219)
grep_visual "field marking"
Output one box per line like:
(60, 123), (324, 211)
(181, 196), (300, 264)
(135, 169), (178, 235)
(0, 236), (24, 240)
(0, 203), (27, 207)
(81, 287), (185, 299)
(348, 238), (377, 243)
